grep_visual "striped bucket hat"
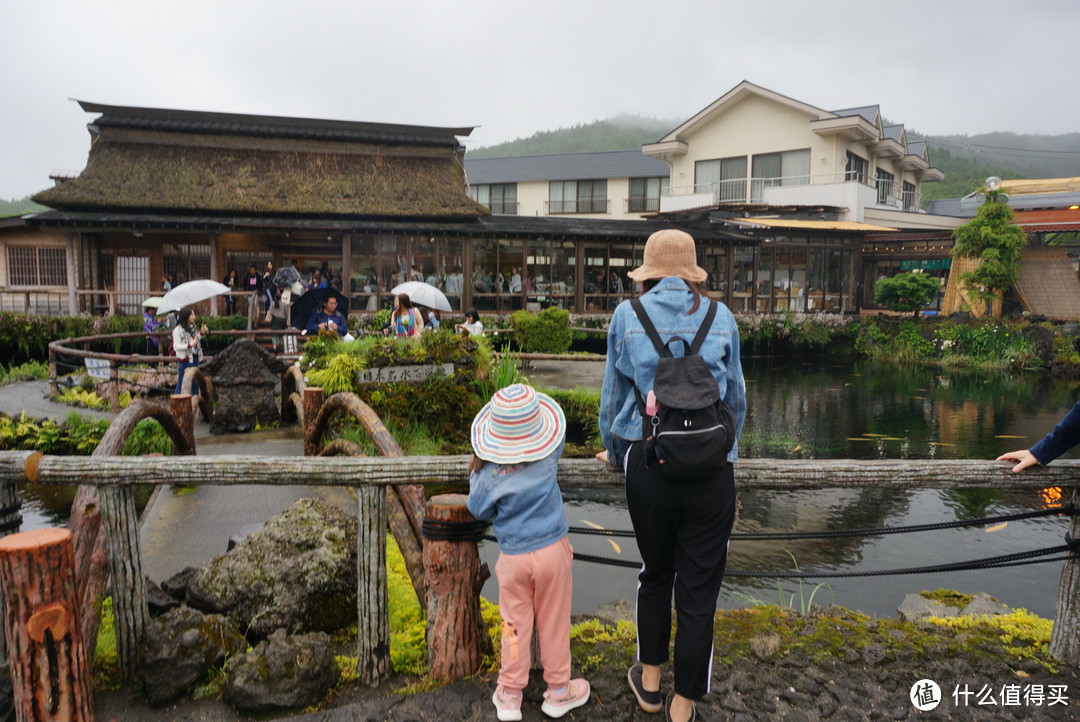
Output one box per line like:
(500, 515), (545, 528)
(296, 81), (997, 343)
(471, 383), (566, 464)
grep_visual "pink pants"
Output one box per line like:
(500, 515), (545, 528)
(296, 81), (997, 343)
(494, 536), (574, 692)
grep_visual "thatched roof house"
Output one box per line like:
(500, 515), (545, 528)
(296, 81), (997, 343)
(34, 102), (487, 219)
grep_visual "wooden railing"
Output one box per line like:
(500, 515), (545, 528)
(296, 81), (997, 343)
(1, 449), (1079, 683)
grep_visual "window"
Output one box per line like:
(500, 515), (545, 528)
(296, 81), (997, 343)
(8, 247), (68, 286)
(696, 156), (748, 202)
(750, 150), (810, 201)
(903, 181), (918, 211)
(876, 169), (895, 204)
(628, 177), (666, 212)
(549, 180), (607, 214)
(845, 151), (868, 183)
(471, 183), (518, 214)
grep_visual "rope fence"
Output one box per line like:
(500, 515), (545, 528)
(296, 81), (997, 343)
(476, 504), (1080, 579)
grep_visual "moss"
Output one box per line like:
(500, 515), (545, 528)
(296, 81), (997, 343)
(922, 588), (975, 609)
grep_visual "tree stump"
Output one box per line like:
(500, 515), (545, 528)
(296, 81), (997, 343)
(170, 394), (196, 454)
(423, 494), (491, 678)
(0, 528), (93, 722)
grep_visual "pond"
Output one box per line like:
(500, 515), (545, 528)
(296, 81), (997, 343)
(481, 358), (1080, 618)
(16, 357), (1078, 619)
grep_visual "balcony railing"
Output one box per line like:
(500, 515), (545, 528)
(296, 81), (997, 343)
(626, 197), (661, 213)
(488, 201), (519, 215)
(545, 199), (610, 214)
(663, 171), (922, 211)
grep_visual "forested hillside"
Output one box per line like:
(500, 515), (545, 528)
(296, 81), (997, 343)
(0, 198), (46, 218)
(468, 118), (1080, 205)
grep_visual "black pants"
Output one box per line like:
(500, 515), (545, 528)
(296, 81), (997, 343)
(625, 442), (736, 700)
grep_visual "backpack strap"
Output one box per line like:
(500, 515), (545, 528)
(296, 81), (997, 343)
(629, 295), (719, 415)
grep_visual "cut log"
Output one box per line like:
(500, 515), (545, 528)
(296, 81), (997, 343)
(423, 494), (491, 678)
(1050, 488), (1080, 665)
(0, 528), (93, 722)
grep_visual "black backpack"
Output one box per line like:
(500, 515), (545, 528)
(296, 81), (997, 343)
(631, 297), (736, 478)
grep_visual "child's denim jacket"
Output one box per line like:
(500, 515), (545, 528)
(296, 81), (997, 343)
(600, 277), (746, 467)
(466, 439), (568, 555)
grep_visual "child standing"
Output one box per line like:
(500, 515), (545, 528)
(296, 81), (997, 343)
(466, 384), (590, 721)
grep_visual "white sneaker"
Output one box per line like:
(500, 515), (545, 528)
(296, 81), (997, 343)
(492, 685), (523, 721)
(541, 678), (591, 718)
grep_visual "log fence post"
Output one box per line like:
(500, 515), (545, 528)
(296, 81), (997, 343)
(170, 394), (197, 454)
(99, 486), (149, 682)
(0, 528), (94, 722)
(355, 483), (390, 686)
(422, 494), (491, 679)
(0, 458), (26, 684)
(1050, 488), (1080, 665)
(302, 387), (325, 456)
(47, 348), (58, 400)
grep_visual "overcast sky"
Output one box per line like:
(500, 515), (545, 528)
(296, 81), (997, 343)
(2, 0), (1077, 200)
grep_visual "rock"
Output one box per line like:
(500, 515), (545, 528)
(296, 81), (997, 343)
(962, 591), (1011, 617)
(144, 576), (181, 617)
(186, 497), (358, 638)
(859, 644), (886, 666)
(160, 566), (199, 602)
(592, 599), (634, 625)
(897, 593), (959, 621)
(139, 606), (246, 707)
(222, 629), (340, 714)
(227, 522), (264, 552)
(750, 633), (782, 660)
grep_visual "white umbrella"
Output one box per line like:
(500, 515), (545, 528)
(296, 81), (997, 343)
(390, 281), (453, 312)
(160, 280), (231, 313)
(141, 297), (165, 309)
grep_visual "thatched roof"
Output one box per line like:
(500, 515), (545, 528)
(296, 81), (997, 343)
(1013, 245), (1080, 321)
(32, 101), (489, 219)
(34, 141), (489, 219)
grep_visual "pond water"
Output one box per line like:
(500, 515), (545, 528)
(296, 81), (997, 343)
(17, 357), (1078, 619)
(479, 358), (1080, 618)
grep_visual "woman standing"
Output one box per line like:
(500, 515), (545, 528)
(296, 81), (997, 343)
(597, 229), (745, 722)
(222, 268), (238, 315)
(389, 293), (423, 338)
(172, 307), (208, 395)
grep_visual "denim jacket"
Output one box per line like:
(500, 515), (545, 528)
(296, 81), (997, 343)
(466, 439), (569, 555)
(1031, 400), (1080, 465)
(600, 277), (746, 466)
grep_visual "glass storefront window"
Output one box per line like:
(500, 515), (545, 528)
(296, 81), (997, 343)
(526, 239), (552, 310)
(442, 237), (464, 312)
(500, 239), (524, 311)
(608, 241), (634, 307)
(731, 247), (756, 313)
(472, 238), (499, 311)
(350, 236), (379, 312)
(551, 241), (575, 309)
(583, 242), (610, 311)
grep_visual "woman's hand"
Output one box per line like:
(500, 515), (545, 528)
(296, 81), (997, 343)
(996, 449), (1039, 473)
(200, 324), (208, 334)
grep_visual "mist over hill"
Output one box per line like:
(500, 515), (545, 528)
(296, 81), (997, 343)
(468, 117), (1080, 204)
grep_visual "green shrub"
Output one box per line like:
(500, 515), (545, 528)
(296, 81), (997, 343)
(509, 307), (572, 354)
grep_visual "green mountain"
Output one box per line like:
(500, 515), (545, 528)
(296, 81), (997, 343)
(468, 117), (1080, 205)
(0, 197), (47, 219)
(467, 115), (678, 158)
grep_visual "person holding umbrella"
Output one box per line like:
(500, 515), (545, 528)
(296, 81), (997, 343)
(172, 307), (208, 394)
(305, 294), (347, 337)
(387, 293), (423, 338)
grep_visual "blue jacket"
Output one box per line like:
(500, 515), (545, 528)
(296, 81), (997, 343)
(305, 309), (347, 336)
(600, 277), (745, 466)
(466, 439), (568, 555)
(1031, 400), (1080, 465)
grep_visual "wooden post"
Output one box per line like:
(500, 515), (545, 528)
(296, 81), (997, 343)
(355, 484), (390, 686)
(423, 494), (491, 678)
(99, 486), (149, 682)
(170, 394), (197, 455)
(1050, 488), (1080, 666)
(302, 388), (325, 457)
(0, 458), (26, 683)
(0, 528), (94, 722)
(107, 362), (120, 413)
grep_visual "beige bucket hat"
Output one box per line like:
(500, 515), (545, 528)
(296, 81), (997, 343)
(626, 229), (707, 283)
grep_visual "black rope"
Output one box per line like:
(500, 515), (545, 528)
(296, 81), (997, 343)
(483, 535), (1078, 577)
(423, 519), (490, 542)
(565, 505), (1074, 543)
(0, 517), (23, 534)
